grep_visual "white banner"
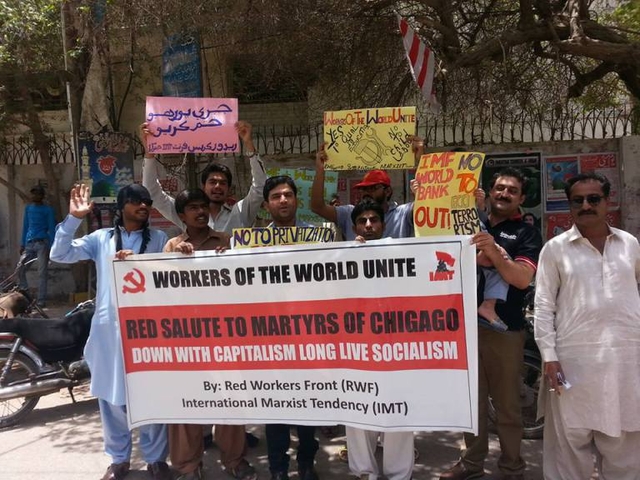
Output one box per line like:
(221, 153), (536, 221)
(112, 237), (478, 432)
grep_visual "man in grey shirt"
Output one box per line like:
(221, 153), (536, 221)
(141, 121), (267, 233)
(310, 142), (416, 240)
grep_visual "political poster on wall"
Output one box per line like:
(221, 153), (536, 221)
(112, 238), (478, 433)
(162, 33), (202, 98)
(482, 151), (543, 232)
(78, 131), (135, 205)
(413, 151), (485, 236)
(323, 107), (417, 170)
(144, 97), (238, 154)
(543, 152), (620, 213)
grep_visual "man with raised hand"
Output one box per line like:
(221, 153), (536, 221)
(50, 184), (171, 480)
(310, 140), (420, 241)
(141, 120), (267, 233)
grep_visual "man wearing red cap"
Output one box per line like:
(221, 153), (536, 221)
(311, 144), (414, 240)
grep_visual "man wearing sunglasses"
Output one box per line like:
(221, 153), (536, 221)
(534, 172), (640, 478)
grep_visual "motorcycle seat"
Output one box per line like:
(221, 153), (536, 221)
(0, 307), (93, 363)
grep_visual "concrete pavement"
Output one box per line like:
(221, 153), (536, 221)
(0, 386), (547, 479)
(0, 303), (547, 479)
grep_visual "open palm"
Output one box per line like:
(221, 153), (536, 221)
(69, 184), (94, 219)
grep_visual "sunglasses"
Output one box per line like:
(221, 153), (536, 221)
(570, 194), (604, 208)
(128, 198), (153, 207)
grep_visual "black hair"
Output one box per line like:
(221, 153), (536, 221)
(489, 167), (529, 192)
(110, 210), (151, 254)
(200, 163), (232, 186)
(263, 175), (298, 201)
(175, 188), (210, 214)
(351, 199), (385, 226)
(564, 172), (611, 199)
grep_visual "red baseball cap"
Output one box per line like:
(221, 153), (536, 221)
(354, 170), (391, 188)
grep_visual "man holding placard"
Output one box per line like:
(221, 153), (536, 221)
(441, 168), (542, 480)
(140, 120), (266, 234)
(311, 143), (416, 241)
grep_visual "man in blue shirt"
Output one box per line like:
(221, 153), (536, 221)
(51, 184), (171, 480)
(19, 185), (56, 307)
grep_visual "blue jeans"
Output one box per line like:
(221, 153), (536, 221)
(18, 239), (49, 305)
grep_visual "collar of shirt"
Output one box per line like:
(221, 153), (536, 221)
(176, 227), (228, 244)
(566, 223), (618, 242)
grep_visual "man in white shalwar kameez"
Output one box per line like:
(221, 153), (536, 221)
(535, 172), (640, 479)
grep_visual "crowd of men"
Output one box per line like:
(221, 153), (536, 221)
(31, 120), (639, 480)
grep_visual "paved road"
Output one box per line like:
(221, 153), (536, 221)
(0, 387), (548, 480)
(0, 304), (549, 479)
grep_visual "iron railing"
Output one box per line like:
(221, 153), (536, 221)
(0, 105), (635, 165)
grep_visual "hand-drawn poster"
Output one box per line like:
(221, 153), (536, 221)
(78, 131), (135, 204)
(162, 33), (202, 98)
(231, 227), (335, 248)
(323, 107), (417, 170)
(145, 97), (238, 154)
(257, 168), (339, 225)
(413, 152), (485, 236)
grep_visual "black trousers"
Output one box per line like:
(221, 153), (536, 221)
(265, 424), (319, 473)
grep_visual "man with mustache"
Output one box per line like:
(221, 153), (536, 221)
(534, 172), (640, 478)
(441, 168), (542, 480)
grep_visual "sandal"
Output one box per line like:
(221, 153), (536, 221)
(226, 459), (257, 480)
(478, 316), (508, 333)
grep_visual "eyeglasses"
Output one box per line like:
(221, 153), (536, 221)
(570, 194), (604, 208)
(128, 198), (153, 207)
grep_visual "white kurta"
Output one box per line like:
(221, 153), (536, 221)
(534, 224), (640, 437)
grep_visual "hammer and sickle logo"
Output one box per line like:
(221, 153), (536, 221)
(122, 268), (146, 294)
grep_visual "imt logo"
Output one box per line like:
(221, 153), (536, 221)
(429, 251), (456, 281)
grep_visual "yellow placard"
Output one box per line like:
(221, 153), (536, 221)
(323, 106), (417, 170)
(231, 227), (335, 249)
(414, 152), (485, 236)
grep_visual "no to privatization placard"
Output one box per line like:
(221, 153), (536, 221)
(112, 237), (478, 433)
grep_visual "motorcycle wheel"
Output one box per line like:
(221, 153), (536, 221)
(0, 351), (40, 428)
(488, 354), (544, 440)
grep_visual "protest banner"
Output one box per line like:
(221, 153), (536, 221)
(413, 151), (485, 236)
(112, 238), (478, 433)
(231, 227), (335, 248)
(145, 97), (238, 154)
(323, 107), (417, 170)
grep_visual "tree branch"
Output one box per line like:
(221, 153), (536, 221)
(567, 62), (617, 98)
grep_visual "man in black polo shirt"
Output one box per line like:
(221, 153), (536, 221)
(441, 167), (542, 480)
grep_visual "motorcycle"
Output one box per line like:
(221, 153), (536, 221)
(0, 299), (94, 428)
(0, 256), (49, 319)
(488, 284), (544, 439)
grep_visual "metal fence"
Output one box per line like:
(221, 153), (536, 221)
(0, 105), (636, 165)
